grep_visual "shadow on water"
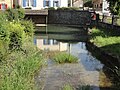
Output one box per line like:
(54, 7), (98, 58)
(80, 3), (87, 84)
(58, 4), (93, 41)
(34, 24), (114, 90)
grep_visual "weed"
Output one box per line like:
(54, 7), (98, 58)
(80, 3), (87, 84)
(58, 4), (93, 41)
(53, 52), (78, 64)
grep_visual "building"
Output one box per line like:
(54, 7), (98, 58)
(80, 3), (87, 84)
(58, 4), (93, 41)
(92, 0), (109, 14)
(0, 0), (68, 10)
(18, 0), (68, 10)
(92, 0), (102, 9)
(73, 0), (83, 7)
(68, 0), (83, 7)
(35, 39), (68, 51)
(0, 0), (12, 10)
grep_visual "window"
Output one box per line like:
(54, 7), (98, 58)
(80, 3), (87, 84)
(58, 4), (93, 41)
(45, 1), (49, 7)
(53, 1), (59, 7)
(53, 40), (58, 45)
(23, 0), (36, 7)
(43, 39), (51, 45)
(0, 4), (7, 10)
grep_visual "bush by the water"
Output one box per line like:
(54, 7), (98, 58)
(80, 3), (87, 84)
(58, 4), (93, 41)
(6, 8), (25, 21)
(57, 7), (80, 10)
(0, 9), (45, 90)
(53, 52), (78, 64)
(20, 20), (34, 37)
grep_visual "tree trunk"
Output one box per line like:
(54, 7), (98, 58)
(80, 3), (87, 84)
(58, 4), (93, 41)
(112, 15), (118, 25)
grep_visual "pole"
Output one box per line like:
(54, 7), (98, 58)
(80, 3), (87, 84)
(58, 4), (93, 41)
(70, 0), (72, 7)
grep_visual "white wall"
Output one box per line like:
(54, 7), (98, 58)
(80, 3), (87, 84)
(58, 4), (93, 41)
(60, 0), (68, 7)
(32, 0), (43, 10)
(36, 39), (68, 51)
(50, 0), (53, 7)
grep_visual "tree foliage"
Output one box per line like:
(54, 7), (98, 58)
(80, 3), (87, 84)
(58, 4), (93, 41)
(107, 0), (120, 15)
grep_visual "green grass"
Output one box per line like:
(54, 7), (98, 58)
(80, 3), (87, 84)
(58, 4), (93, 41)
(90, 28), (120, 56)
(53, 52), (78, 64)
(0, 42), (45, 90)
(62, 84), (91, 90)
(62, 84), (73, 90)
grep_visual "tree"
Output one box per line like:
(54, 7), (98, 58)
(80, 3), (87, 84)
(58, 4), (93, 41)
(107, 0), (120, 16)
(106, 0), (120, 25)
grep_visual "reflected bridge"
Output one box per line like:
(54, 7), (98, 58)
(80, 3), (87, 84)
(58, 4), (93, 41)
(35, 24), (89, 42)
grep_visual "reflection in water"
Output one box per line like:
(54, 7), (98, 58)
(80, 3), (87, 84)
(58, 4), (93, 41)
(34, 25), (112, 90)
(34, 38), (68, 51)
(70, 42), (104, 71)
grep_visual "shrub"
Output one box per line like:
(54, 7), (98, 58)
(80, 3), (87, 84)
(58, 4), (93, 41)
(48, 7), (55, 10)
(20, 20), (34, 37)
(68, 7), (80, 10)
(17, 8), (25, 19)
(57, 7), (69, 10)
(53, 52), (78, 64)
(7, 22), (25, 50)
(5, 8), (25, 21)
(57, 7), (80, 10)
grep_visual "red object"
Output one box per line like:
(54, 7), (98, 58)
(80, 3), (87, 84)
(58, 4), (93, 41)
(91, 13), (96, 20)
(5, 4), (7, 9)
(0, 4), (1, 9)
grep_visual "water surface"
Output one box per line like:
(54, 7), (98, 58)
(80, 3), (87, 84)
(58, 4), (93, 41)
(34, 25), (112, 90)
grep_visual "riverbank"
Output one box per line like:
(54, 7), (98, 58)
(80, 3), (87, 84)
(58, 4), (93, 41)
(0, 8), (46, 90)
(89, 28), (120, 89)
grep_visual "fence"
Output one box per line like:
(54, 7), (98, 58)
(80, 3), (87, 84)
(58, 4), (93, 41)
(99, 15), (120, 26)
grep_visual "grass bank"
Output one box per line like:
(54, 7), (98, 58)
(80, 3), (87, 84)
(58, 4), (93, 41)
(0, 44), (45, 90)
(0, 8), (46, 90)
(90, 28), (120, 57)
(90, 28), (120, 90)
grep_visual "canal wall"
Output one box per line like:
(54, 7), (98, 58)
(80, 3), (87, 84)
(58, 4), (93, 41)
(48, 10), (91, 25)
(86, 42), (120, 69)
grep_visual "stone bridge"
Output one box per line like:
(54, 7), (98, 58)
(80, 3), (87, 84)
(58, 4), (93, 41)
(25, 10), (48, 24)
(25, 10), (91, 26)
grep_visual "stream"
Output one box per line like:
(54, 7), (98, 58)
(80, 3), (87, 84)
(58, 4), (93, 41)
(34, 24), (112, 90)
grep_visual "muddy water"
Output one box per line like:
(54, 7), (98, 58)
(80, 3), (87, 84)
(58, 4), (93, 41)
(34, 25), (112, 90)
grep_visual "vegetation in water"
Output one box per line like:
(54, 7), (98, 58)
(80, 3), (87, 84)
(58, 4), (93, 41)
(0, 9), (45, 90)
(53, 52), (78, 64)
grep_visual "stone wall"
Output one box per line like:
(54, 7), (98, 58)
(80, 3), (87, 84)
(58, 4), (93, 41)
(48, 10), (91, 26)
